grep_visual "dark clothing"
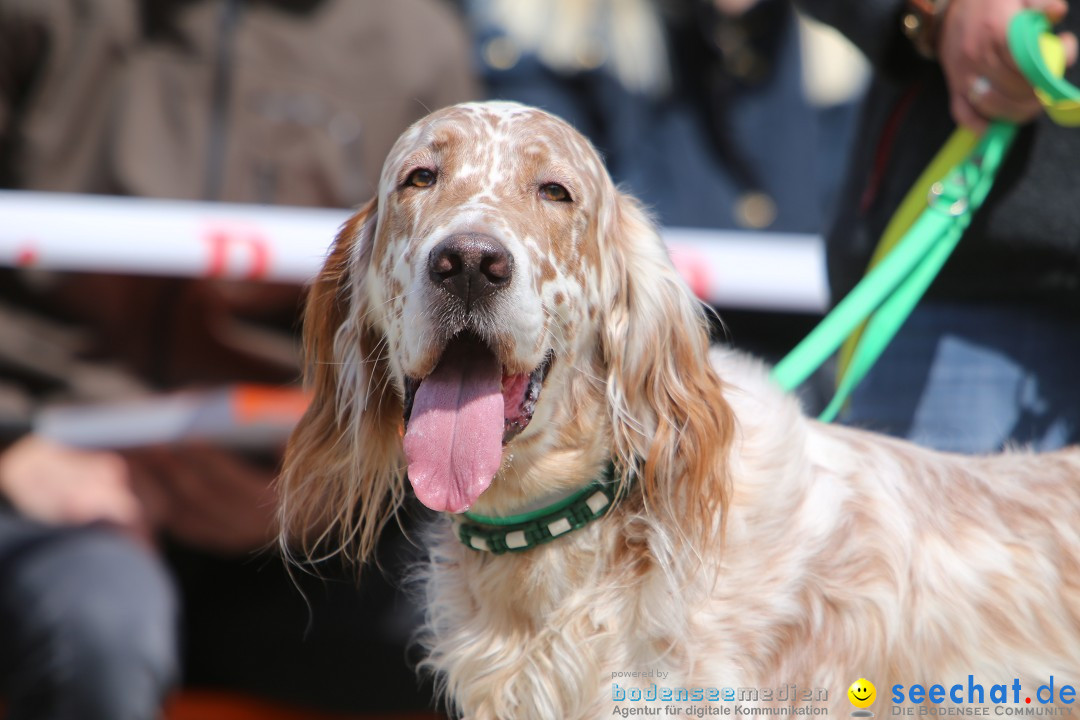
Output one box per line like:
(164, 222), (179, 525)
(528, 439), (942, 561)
(844, 301), (1080, 451)
(0, 518), (179, 720)
(797, 0), (1080, 312)
(168, 525), (435, 714)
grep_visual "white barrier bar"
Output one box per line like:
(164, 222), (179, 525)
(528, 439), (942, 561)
(0, 191), (340, 282)
(0, 190), (829, 312)
(664, 227), (828, 313)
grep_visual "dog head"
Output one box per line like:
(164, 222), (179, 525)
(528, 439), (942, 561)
(280, 102), (733, 561)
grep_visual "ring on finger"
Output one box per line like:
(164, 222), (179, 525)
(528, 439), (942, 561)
(968, 75), (993, 103)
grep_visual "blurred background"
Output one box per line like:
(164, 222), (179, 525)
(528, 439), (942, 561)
(0, 0), (868, 718)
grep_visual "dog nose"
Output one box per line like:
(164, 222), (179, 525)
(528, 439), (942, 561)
(428, 233), (513, 307)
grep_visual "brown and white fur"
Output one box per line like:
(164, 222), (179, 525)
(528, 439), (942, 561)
(279, 101), (1080, 719)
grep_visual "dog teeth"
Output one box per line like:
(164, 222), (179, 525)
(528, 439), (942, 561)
(500, 351), (554, 444)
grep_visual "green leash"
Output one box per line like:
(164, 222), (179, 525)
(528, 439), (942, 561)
(771, 10), (1079, 422)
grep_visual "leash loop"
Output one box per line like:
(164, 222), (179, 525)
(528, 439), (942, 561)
(772, 10), (1078, 421)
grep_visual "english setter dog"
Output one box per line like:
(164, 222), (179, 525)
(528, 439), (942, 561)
(280, 101), (1080, 719)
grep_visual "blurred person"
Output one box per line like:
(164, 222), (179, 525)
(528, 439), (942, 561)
(461, 0), (865, 390)
(795, 0), (1080, 452)
(464, 0), (859, 233)
(0, 0), (477, 718)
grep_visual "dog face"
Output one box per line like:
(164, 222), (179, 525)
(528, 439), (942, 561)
(281, 101), (732, 559)
(373, 102), (609, 386)
(366, 103), (613, 512)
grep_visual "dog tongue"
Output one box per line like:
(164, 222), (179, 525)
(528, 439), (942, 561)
(403, 340), (503, 513)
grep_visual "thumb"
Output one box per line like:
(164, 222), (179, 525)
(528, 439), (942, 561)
(1024, 0), (1069, 22)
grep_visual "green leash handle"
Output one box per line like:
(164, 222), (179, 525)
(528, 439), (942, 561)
(768, 122), (1015, 417)
(817, 122), (1016, 422)
(1009, 10), (1080, 125)
(770, 10), (1076, 421)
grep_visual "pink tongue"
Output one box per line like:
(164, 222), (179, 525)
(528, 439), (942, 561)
(403, 340), (504, 513)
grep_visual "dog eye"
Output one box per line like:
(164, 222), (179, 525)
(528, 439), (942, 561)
(405, 168), (437, 188)
(539, 183), (572, 202)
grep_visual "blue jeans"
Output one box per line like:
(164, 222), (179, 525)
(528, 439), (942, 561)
(0, 513), (179, 720)
(842, 302), (1080, 454)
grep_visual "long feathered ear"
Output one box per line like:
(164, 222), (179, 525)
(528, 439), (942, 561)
(278, 198), (404, 566)
(599, 192), (735, 549)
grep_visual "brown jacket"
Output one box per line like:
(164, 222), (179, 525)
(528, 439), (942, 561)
(1, 0), (477, 205)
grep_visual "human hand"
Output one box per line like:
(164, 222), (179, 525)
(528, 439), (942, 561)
(124, 444), (279, 554)
(0, 435), (144, 530)
(938, 0), (1078, 132)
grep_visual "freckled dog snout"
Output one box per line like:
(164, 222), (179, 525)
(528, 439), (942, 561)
(428, 233), (513, 307)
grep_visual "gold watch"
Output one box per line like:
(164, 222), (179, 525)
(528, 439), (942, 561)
(902, 0), (952, 59)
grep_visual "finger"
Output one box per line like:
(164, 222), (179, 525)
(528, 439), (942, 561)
(986, 63), (1041, 100)
(1061, 31), (1079, 65)
(1023, 0), (1069, 22)
(991, 25), (1048, 94)
(969, 82), (1043, 122)
(78, 460), (142, 526)
(63, 487), (140, 526)
(951, 93), (990, 132)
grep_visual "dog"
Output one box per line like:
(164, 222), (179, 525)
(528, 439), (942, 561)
(279, 101), (1080, 719)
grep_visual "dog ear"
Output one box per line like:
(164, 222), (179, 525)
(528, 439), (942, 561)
(599, 192), (735, 549)
(278, 198), (404, 566)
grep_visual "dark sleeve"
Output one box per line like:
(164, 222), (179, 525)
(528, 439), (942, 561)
(0, 1), (49, 143)
(794, 0), (922, 77)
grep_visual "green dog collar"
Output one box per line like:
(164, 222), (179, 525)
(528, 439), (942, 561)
(457, 463), (630, 554)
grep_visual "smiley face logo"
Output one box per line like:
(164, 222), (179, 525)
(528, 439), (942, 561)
(848, 678), (876, 709)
